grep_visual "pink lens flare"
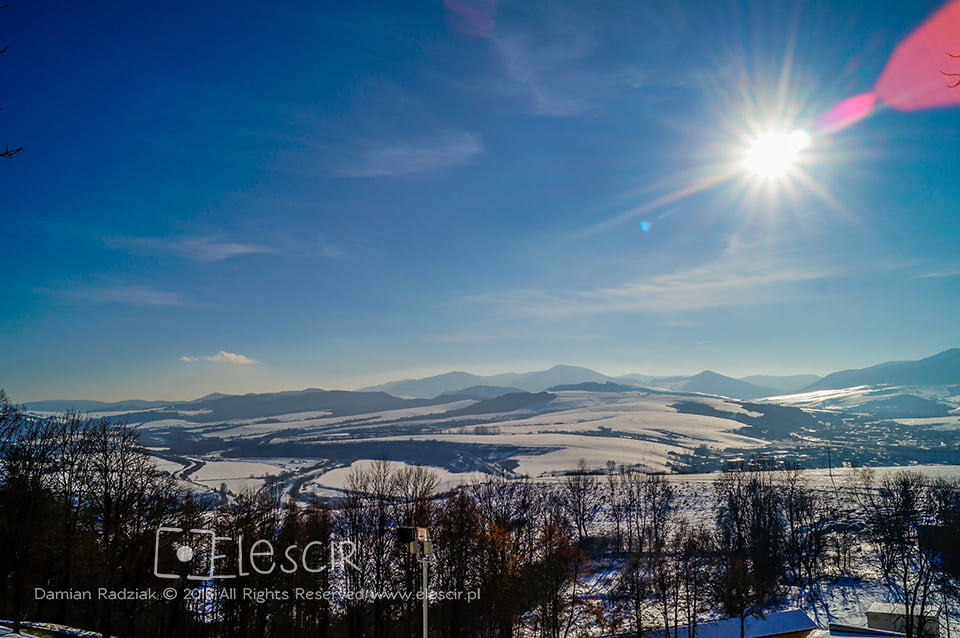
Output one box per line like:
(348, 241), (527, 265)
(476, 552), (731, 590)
(816, 92), (877, 135)
(873, 0), (960, 111)
(819, 0), (960, 134)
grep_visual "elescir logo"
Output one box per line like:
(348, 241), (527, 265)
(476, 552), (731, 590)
(153, 527), (358, 580)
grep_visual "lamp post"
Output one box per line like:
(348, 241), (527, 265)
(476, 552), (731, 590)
(398, 526), (433, 638)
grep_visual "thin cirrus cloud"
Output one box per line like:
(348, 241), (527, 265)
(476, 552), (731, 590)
(341, 130), (483, 177)
(38, 284), (196, 308)
(104, 235), (277, 262)
(467, 254), (838, 318)
(480, 3), (704, 118)
(316, 236), (346, 260)
(911, 265), (960, 279)
(181, 351), (261, 365)
(488, 33), (601, 117)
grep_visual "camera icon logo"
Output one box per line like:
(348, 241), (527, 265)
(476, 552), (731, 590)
(153, 527), (235, 580)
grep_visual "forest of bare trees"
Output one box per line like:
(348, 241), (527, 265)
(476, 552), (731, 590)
(1, 389), (959, 638)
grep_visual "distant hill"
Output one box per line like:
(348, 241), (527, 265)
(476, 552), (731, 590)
(548, 381), (643, 393)
(642, 371), (776, 400)
(678, 371), (777, 399)
(362, 371), (487, 398)
(615, 373), (657, 385)
(364, 366), (779, 401)
(804, 348), (960, 391)
(183, 389), (456, 422)
(493, 365), (613, 392)
(439, 385), (524, 399)
(31, 350), (959, 422)
(27, 389), (463, 424)
(24, 398), (172, 412)
(444, 392), (556, 416)
(363, 365), (616, 398)
(739, 374), (821, 394)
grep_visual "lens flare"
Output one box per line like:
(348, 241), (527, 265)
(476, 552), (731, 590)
(818, 0), (960, 136)
(744, 129), (811, 179)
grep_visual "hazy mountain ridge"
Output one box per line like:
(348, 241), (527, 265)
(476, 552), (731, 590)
(362, 364), (775, 400)
(19, 350), (960, 495)
(25, 398), (175, 412)
(362, 365), (613, 397)
(439, 385), (525, 399)
(649, 370), (778, 400)
(739, 374), (822, 394)
(26, 389), (464, 424)
(804, 348), (960, 390)
(24, 348), (960, 420)
(361, 371), (488, 399)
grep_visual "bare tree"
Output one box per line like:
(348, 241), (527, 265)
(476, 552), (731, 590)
(470, 476), (543, 638)
(857, 471), (947, 638)
(672, 521), (715, 638)
(393, 463), (440, 638)
(434, 487), (487, 638)
(560, 458), (600, 545)
(1, 3), (22, 159)
(81, 419), (180, 638)
(0, 393), (59, 634)
(713, 466), (784, 638)
(48, 412), (95, 623)
(606, 464), (626, 552)
(527, 519), (592, 638)
(779, 468), (830, 588)
(337, 459), (407, 638)
(613, 472), (676, 638)
(616, 548), (654, 638)
(713, 553), (765, 638)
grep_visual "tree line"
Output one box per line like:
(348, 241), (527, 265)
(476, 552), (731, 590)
(2, 390), (959, 638)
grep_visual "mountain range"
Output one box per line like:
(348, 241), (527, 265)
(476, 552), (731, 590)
(25, 389), (453, 423)
(361, 365), (795, 400)
(804, 348), (960, 390)
(23, 348), (960, 416)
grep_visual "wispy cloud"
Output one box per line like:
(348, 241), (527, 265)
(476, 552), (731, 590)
(39, 284), (196, 308)
(467, 251), (837, 317)
(479, 2), (704, 117)
(105, 235), (277, 262)
(341, 130), (483, 177)
(316, 236), (346, 260)
(912, 266), (960, 279)
(489, 33), (600, 116)
(98, 287), (195, 307)
(430, 326), (603, 344)
(181, 351), (261, 365)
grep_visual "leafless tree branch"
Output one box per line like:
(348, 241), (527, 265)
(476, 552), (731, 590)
(1, 5), (20, 157)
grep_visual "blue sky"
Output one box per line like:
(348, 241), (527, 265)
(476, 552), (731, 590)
(3, 0), (960, 401)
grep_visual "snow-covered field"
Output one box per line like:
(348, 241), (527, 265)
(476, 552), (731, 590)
(138, 400), (479, 438)
(188, 459), (289, 493)
(763, 384), (960, 415)
(129, 386), (960, 511)
(310, 459), (488, 493)
(141, 390), (777, 484)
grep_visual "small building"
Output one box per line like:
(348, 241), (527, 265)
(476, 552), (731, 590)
(865, 603), (940, 638)
(808, 623), (906, 638)
(648, 608), (818, 638)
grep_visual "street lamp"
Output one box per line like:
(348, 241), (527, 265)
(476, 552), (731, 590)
(398, 526), (434, 638)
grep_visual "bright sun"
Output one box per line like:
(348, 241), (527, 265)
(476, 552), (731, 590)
(744, 129), (811, 179)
